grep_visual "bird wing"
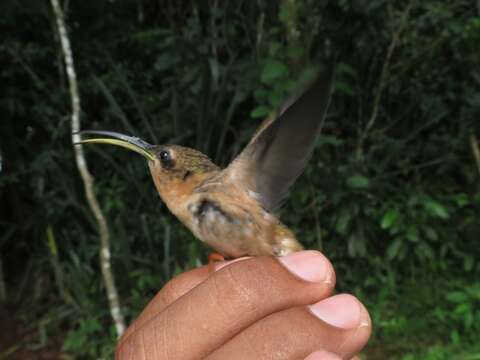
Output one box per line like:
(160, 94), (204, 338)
(225, 62), (334, 211)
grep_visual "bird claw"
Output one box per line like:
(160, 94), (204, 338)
(208, 252), (225, 263)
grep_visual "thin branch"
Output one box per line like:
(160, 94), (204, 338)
(0, 256), (6, 302)
(137, 0), (144, 23)
(280, 0), (303, 68)
(376, 157), (449, 180)
(50, 0), (125, 337)
(356, 1), (415, 159)
(470, 134), (480, 176)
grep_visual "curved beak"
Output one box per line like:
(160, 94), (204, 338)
(74, 130), (156, 161)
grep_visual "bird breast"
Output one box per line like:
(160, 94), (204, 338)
(184, 181), (302, 257)
(153, 171), (302, 258)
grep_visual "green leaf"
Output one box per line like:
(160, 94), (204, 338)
(450, 329), (461, 345)
(381, 209), (400, 229)
(446, 291), (468, 303)
(424, 200), (450, 219)
(347, 234), (356, 257)
(154, 53), (179, 71)
(387, 238), (403, 260)
(455, 193), (469, 207)
(267, 89), (285, 108)
(336, 63), (357, 77)
(334, 81), (355, 96)
(261, 60), (288, 84)
(316, 135), (344, 147)
(454, 303), (470, 315)
(424, 227), (439, 241)
(418, 242), (434, 259)
(250, 105), (270, 118)
(464, 311), (474, 330)
(268, 42), (282, 57)
(463, 255), (474, 272)
(254, 88), (268, 100)
(208, 58), (220, 86)
(346, 175), (370, 189)
(336, 211), (351, 235)
(406, 226), (419, 243)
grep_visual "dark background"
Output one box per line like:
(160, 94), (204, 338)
(1, 0), (479, 358)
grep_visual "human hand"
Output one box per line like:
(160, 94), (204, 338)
(116, 251), (371, 359)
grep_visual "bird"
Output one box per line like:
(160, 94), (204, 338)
(76, 63), (333, 259)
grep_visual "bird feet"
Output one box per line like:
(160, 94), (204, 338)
(208, 252), (225, 263)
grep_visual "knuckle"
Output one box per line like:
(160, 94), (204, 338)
(159, 276), (184, 305)
(224, 265), (259, 312)
(210, 258), (277, 314)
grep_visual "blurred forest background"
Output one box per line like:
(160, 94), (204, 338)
(1, 0), (479, 358)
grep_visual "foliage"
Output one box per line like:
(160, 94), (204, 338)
(1, 0), (479, 358)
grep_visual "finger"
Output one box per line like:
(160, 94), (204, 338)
(119, 262), (215, 344)
(207, 294), (371, 360)
(120, 258), (248, 345)
(305, 350), (342, 360)
(116, 251), (335, 360)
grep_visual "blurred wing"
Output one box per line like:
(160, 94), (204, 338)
(226, 63), (334, 211)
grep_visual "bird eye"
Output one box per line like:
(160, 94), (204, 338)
(159, 150), (173, 169)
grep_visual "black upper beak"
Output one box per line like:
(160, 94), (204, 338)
(74, 130), (155, 161)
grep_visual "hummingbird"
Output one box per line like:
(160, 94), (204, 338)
(76, 64), (333, 259)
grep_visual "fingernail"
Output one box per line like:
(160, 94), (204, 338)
(359, 302), (371, 328)
(278, 250), (334, 284)
(309, 294), (370, 329)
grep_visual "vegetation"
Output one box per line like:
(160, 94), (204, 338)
(1, 0), (479, 358)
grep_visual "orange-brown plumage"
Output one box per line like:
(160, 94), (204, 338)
(148, 147), (302, 257)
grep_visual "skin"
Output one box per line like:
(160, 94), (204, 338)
(116, 251), (371, 359)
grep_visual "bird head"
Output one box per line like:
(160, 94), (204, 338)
(75, 131), (218, 201)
